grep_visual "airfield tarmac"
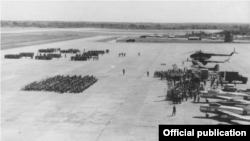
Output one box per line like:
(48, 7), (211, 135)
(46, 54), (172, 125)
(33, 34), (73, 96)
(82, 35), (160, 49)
(2, 35), (250, 141)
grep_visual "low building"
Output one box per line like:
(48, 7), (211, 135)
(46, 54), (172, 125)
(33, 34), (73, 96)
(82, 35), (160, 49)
(140, 35), (147, 38)
(126, 39), (135, 42)
(188, 37), (202, 40)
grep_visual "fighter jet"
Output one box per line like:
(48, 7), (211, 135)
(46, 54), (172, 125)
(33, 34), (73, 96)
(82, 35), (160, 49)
(199, 89), (250, 101)
(216, 98), (250, 106)
(200, 103), (250, 122)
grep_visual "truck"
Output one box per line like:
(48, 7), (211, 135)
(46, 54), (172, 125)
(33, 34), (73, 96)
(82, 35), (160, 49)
(219, 71), (248, 84)
(200, 69), (209, 80)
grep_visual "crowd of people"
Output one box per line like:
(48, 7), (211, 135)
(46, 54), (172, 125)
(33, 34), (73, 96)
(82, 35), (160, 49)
(21, 75), (97, 93)
(154, 66), (203, 104)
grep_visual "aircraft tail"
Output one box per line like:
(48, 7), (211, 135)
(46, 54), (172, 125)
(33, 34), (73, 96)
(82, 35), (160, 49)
(224, 57), (231, 63)
(214, 64), (219, 71)
(230, 48), (238, 56)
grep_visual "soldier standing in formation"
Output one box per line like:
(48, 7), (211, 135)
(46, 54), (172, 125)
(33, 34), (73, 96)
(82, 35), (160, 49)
(147, 71), (149, 77)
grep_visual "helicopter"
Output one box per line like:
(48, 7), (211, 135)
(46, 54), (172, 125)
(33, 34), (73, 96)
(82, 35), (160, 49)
(187, 57), (231, 66)
(190, 48), (237, 61)
(191, 63), (220, 72)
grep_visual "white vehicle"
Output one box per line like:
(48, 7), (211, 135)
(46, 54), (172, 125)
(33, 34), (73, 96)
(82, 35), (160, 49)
(200, 103), (250, 122)
(200, 89), (250, 101)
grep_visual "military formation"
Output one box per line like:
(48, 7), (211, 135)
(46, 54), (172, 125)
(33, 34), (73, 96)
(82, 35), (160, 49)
(71, 50), (106, 61)
(35, 54), (53, 60)
(21, 75), (97, 93)
(39, 48), (59, 53)
(19, 53), (34, 58)
(60, 49), (80, 53)
(5, 48), (109, 61)
(5, 52), (34, 59)
(4, 54), (22, 59)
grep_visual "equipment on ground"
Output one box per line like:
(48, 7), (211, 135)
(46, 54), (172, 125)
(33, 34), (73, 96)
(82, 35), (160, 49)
(199, 89), (250, 101)
(219, 71), (248, 84)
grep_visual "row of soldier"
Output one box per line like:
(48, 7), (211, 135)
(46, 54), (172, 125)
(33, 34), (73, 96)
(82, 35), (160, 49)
(60, 49), (80, 54)
(22, 75), (97, 93)
(71, 50), (105, 61)
(119, 53), (126, 57)
(5, 52), (34, 59)
(35, 53), (62, 60)
(39, 48), (60, 53)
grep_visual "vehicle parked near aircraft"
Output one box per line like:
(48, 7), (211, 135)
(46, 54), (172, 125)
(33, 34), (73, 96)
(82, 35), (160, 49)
(219, 71), (248, 84)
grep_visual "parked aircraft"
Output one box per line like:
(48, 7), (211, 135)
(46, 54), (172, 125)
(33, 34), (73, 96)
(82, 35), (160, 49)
(199, 89), (250, 101)
(190, 48), (237, 61)
(200, 103), (250, 122)
(191, 63), (219, 71)
(188, 57), (230, 66)
(216, 98), (250, 106)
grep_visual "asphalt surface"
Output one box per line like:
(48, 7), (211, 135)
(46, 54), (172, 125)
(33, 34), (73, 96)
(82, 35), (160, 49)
(2, 36), (250, 141)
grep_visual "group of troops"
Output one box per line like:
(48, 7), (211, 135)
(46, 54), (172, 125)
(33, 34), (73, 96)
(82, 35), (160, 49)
(39, 48), (60, 53)
(22, 75), (97, 93)
(5, 48), (110, 61)
(4, 54), (22, 59)
(5, 52), (34, 59)
(71, 50), (106, 61)
(155, 67), (203, 104)
(60, 49), (81, 54)
(35, 54), (53, 60)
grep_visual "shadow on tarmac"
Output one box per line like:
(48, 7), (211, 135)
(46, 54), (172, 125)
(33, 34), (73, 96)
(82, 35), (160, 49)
(193, 115), (242, 125)
(191, 101), (208, 104)
(154, 99), (167, 102)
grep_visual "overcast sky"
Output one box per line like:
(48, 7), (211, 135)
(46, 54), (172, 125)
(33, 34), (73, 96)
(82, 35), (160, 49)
(1, 0), (250, 23)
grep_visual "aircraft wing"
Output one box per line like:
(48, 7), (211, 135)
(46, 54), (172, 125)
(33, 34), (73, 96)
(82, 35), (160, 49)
(214, 95), (233, 100)
(216, 109), (250, 121)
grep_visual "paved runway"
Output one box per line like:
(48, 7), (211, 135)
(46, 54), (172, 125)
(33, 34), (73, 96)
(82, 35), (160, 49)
(2, 36), (250, 141)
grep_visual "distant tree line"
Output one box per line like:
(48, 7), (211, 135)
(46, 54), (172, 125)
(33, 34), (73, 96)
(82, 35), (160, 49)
(1, 21), (250, 34)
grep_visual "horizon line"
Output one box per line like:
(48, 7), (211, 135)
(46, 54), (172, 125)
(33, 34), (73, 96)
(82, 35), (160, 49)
(2, 20), (250, 25)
